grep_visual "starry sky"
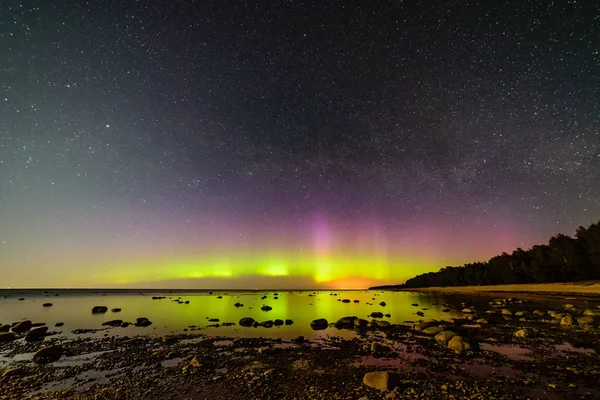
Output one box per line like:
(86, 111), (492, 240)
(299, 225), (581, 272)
(0, 0), (599, 289)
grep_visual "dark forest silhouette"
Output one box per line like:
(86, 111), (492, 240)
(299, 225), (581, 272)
(374, 220), (600, 289)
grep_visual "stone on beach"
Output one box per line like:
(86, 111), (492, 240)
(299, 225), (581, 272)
(447, 335), (471, 353)
(135, 317), (152, 327)
(33, 345), (64, 363)
(11, 320), (32, 333)
(434, 331), (457, 343)
(0, 332), (16, 343)
(363, 371), (400, 390)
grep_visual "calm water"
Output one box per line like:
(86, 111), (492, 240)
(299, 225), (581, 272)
(0, 290), (462, 339)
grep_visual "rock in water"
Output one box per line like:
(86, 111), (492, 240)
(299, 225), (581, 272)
(239, 317), (255, 327)
(102, 320), (124, 327)
(33, 345), (64, 363)
(135, 317), (152, 327)
(11, 320), (32, 333)
(285, 319), (293, 325)
(363, 371), (400, 390)
(111, 308), (122, 312)
(261, 305), (273, 311)
(310, 318), (328, 330)
(92, 306), (108, 314)
(447, 336), (471, 353)
(42, 303), (53, 307)
(370, 312), (384, 318)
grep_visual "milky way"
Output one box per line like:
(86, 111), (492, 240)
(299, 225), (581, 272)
(0, 0), (598, 288)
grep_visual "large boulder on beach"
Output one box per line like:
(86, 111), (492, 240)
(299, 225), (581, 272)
(354, 318), (368, 329)
(0, 324), (10, 332)
(33, 345), (63, 363)
(0, 332), (16, 343)
(583, 309), (599, 316)
(363, 371), (400, 390)
(434, 331), (456, 343)
(11, 320), (32, 333)
(376, 320), (391, 329)
(310, 318), (328, 330)
(239, 317), (255, 327)
(92, 306), (108, 314)
(335, 316), (357, 328)
(515, 328), (531, 338)
(135, 317), (152, 327)
(577, 316), (597, 326)
(422, 326), (444, 335)
(25, 326), (48, 341)
(560, 314), (576, 326)
(447, 336), (471, 353)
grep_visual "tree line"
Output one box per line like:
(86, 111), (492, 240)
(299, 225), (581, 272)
(394, 220), (600, 289)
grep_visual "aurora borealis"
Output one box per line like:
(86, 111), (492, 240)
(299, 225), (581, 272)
(0, 1), (599, 289)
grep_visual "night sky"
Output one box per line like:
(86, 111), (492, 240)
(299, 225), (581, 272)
(1, 0), (599, 289)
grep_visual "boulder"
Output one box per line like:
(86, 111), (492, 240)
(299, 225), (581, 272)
(422, 326), (444, 335)
(462, 308), (474, 313)
(354, 318), (369, 329)
(370, 312), (384, 318)
(92, 306), (108, 314)
(42, 303), (53, 307)
(310, 318), (328, 330)
(135, 317), (152, 327)
(11, 320), (32, 333)
(55, 322), (64, 327)
(0, 324), (11, 332)
(370, 342), (386, 355)
(273, 319), (284, 326)
(376, 320), (391, 329)
(434, 331), (457, 343)
(0, 332), (16, 343)
(234, 302), (243, 307)
(560, 314), (576, 326)
(25, 326), (48, 341)
(447, 336), (471, 353)
(577, 316), (596, 326)
(363, 371), (400, 391)
(416, 311), (425, 317)
(111, 308), (122, 313)
(285, 319), (293, 325)
(239, 317), (255, 327)
(583, 309), (599, 316)
(335, 316), (357, 328)
(379, 301), (386, 306)
(293, 335), (305, 344)
(102, 320), (124, 327)
(515, 328), (531, 338)
(533, 310), (546, 316)
(33, 345), (63, 363)
(261, 305), (273, 311)
(341, 299), (351, 303)
(501, 309), (513, 315)
(514, 310), (528, 316)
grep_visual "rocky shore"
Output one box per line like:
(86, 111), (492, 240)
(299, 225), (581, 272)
(2, 294), (600, 399)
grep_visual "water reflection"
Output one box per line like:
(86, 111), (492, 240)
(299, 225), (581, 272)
(0, 290), (462, 340)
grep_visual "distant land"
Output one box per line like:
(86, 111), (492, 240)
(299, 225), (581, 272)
(372, 219), (600, 291)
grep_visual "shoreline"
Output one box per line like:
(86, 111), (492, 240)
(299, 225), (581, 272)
(383, 281), (600, 296)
